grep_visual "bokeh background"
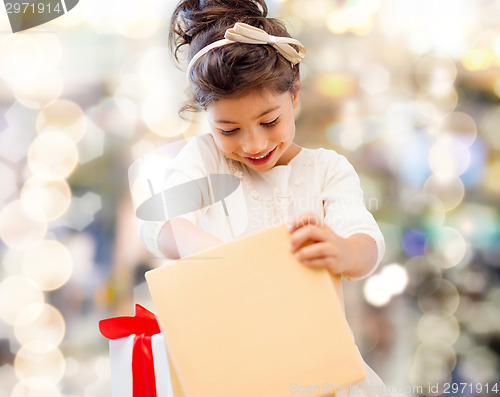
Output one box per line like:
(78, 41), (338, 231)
(1, 0), (500, 396)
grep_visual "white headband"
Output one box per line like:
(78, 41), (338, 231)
(186, 22), (306, 76)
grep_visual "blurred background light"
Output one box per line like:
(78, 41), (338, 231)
(314, 74), (356, 98)
(87, 96), (138, 139)
(27, 131), (79, 181)
(138, 48), (171, 95)
(482, 158), (500, 194)
(359, 63), (390, 95)
(493, 77), (500, 97)
(481, 106), (500, 149)
(11, 378), (62, 397)
(14, 303), (66, 348)
(76, 119), (105, 164)
(434, 111), (477, 146)
(412, 342), (457, 391)
(458, 296), (500, 336)
(113, 73), (142, 100)
(410, 355), (452, 395)
(393, 131), (433, 185)
(2, 249), (26, 276)
(363, 263), (408, 307)
(292, 0), (330, 22)
(20, 177), (72, 222)
(0, 104), (37, 163)
(428, 136), (471, 179)
(427, 227), (468, 269)
(404, 256), (442, 298)
(14, 342), (66, 385)
(142, 92), (189, 137)
(36, 99), (87, 143)
(414, 343), (457, 372)
(453, 268), (487, 296)
(0, 200), (48, 250)
(0, 161), (17, 203)
(402, 229), (428, 258)
(458, 346), (499, 383)
(417, 278), (460, 314)
(0, 35), (44, 87)
(56, 191), (102, 232)
(12, 70), (64, 109)
(418, 87), (459, 115)
(363, 273), (392, 307)
(326, 6), (373, 36)
(460, 138), (487, 189)
(73, 0), (108, 29)
(417, 310), (460, 345)
(328, 103), (384, 151)
(0, 275), (44, 326)
(110, 0), (163, 38)
(382, 264), (409, 295)
(423, 174), (465, 212)
(415, 55), (457, 97)
(22, 240), (73, 291)
(403, 194), (445, 230)
(462, 48), (494, 71)
(378, 0), (480, 57)
(448, 203), (499, 250)
(0, 33), (63, 109)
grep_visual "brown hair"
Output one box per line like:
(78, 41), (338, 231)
(169, 0), (300, 112)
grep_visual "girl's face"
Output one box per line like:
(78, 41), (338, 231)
(206, 86), (300, 172)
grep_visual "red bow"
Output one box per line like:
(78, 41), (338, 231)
(99, 305), (161, 397)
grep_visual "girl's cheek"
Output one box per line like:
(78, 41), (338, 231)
(278, 126), (293, 141)
(215, 136), (236, 154)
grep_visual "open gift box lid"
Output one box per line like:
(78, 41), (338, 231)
(145, 224), (365, 397)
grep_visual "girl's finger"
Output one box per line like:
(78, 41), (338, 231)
(287, 212), (321, 232)
(289, 225), (330, 251)
(300, 258), (336, 270)
(300, 255), (344, 274)
(295, 242), (337, 261)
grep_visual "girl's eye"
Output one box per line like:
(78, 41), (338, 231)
(261, 117), (279, 127)
(219, 128), (239, 136)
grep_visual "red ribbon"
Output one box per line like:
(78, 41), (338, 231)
(99, 305), (161, 397)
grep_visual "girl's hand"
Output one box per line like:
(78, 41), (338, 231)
(287, 213), (378, 278)
(288, 213), (353, 275)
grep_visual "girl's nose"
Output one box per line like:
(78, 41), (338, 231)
(241, 130), (267, 155)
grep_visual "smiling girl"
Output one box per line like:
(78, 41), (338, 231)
(138, 0), (390, 395)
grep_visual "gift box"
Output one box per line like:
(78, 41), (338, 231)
(146, 224), (366, 397)
(99, 305), (184, 397)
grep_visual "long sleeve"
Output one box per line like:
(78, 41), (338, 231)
(319, 149), (385, 280)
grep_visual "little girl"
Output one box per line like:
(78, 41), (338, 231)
(139, 0), (390, 395)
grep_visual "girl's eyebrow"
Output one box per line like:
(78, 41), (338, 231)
(214, 105), (280, 124)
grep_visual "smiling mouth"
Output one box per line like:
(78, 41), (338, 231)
(250, 152), (270, 160)
(243, 147), (277, 165)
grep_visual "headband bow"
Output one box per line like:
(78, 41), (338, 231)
(187, 22), (306, 75)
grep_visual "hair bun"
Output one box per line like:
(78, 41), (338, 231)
(168, 0), (300, 113)
(170, 0), (268, 61)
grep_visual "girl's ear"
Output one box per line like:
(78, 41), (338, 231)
(292, 78), (301, 108)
